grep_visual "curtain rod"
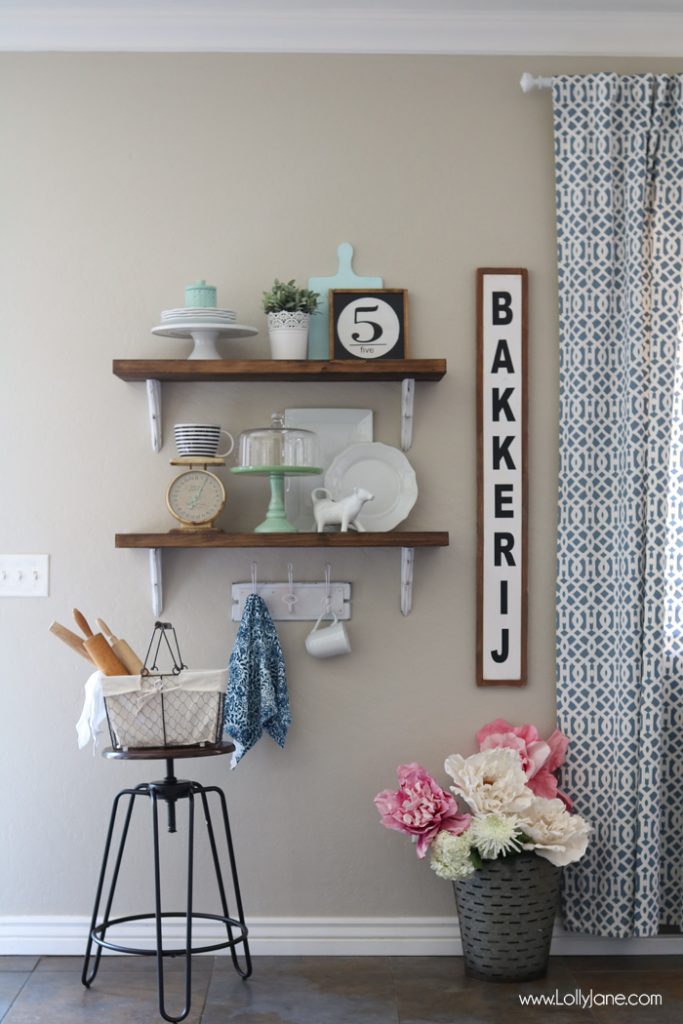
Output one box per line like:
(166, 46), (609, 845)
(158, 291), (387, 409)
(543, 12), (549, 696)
(520, 73), (553, 93)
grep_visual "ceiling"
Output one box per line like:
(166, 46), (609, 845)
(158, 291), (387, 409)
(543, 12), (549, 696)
(1, 1), (683, 54)
(4, 1), (683, 9)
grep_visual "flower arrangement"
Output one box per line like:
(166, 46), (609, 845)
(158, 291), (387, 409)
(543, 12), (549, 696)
(374, 719), (590, 882)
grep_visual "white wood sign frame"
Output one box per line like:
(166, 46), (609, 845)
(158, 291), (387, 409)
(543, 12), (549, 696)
(477, 268), (528, 687)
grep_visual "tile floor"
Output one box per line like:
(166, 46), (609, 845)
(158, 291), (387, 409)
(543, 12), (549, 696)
(1, 954), (682, 1022)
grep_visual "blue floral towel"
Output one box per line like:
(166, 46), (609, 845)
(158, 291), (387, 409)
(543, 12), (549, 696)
(224, 593), (291, 768)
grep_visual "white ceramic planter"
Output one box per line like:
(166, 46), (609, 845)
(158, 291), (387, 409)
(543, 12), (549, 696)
(267, 311), (310, 360)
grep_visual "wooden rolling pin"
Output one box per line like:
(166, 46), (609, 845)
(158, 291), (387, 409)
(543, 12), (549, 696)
(72, 608), (128, 676)
(49, 621), (95, 664)
(95, 618), (144, 675)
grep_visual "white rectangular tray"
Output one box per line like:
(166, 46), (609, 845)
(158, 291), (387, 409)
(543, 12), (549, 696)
(284, 407), (373, 531)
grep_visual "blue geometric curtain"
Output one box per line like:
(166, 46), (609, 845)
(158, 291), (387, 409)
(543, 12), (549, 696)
(554, 74), (683, 937)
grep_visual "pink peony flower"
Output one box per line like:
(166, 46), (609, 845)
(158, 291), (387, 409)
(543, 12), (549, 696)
(374, 763), (471, 858)
(476, 719), (573, 810)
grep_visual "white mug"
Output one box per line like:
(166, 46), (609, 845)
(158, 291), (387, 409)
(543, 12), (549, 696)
(305, 608), (351, 659)
(174, 424), (235, 459)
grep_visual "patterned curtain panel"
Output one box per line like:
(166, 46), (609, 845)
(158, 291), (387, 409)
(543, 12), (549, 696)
(554, 74), (683, 937)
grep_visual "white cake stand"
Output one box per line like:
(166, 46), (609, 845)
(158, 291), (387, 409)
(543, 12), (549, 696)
(152, 322), (259, 360)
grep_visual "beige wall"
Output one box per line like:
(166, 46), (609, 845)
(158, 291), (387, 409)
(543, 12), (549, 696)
(0, 52), (677, 920)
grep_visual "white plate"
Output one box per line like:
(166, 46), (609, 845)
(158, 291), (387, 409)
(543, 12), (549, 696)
(161, 308), (237, 322)
(284, 409), (373, 531)
(324, 442), (417, 532)
(163, 308), (237, 315)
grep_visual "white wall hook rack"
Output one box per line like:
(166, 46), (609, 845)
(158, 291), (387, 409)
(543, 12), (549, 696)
(231, 580), (351, 622)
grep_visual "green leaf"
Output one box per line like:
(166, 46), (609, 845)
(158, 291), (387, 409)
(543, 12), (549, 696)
(470, 848), (484, 870)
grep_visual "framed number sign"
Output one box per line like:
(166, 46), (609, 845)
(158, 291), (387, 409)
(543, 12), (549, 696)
(477, 268), (528, 687)
(330, 289), (408, 360)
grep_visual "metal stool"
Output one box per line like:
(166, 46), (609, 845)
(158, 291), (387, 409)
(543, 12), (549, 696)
(81, 742), (251, 1023)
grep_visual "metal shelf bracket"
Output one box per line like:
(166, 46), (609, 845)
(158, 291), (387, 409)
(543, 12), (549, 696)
(401, 377), (415, 451)
(400, 546), (415, 616)
(149, 548), (163, 616)
(146, 379), (162, 452)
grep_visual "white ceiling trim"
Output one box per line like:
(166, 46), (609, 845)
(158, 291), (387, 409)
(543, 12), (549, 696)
(2, 8), (683, 56)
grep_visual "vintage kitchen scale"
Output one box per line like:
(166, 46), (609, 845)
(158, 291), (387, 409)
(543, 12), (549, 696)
(166, 456), (227, 531)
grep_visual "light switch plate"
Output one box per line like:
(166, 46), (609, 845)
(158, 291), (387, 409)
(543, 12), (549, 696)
(0, 554), (49, 597)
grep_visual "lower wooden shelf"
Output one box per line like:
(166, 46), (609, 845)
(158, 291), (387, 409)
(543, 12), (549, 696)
(115, 531), (449, 549)
(115, 531), (449, 616)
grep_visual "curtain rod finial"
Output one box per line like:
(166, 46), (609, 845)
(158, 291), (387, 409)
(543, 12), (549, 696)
(521, 73), (553, 93)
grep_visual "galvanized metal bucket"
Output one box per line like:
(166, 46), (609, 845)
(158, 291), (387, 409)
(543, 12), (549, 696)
(453, 853), (561, 982)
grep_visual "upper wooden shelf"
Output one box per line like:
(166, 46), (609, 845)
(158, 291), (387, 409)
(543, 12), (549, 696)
(115, 531), (449, 550)
(112, 358), (447, 383)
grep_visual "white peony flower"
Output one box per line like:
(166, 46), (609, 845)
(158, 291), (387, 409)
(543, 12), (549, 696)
(469, 813), (523, 860)
(519, 796), (590, 867)
(429, 830), (476, 881)
(444, 748), (534, 816)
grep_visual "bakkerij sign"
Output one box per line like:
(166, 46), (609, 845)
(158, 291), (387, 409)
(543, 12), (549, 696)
(477, 269), (528, 687)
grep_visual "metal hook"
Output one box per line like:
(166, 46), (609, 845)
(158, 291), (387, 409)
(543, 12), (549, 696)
(283, 562), (297, 614)
(324, 563), (332, 612)
(251, 561), (258, 592)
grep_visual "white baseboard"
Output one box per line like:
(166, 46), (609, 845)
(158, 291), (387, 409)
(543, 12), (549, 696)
(1, 916), (682, 957)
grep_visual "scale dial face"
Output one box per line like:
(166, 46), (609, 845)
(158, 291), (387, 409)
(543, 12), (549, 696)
(166, 470), (226, 526)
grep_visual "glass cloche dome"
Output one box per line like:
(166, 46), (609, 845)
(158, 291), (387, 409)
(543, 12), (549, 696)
(236, 412), (319, 470)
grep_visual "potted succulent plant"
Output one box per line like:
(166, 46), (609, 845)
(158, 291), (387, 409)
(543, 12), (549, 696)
(262, 278), (320, 360)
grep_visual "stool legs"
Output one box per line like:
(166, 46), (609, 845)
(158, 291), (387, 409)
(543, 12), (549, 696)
(198, 785), (252, 979)
(150, 787), (195, 1024)
(82, 774), (250, 1024)
(82, 786), (143, 988)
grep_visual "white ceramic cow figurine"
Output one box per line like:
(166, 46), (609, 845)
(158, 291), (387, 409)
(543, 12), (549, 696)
(311, 487), (374, 532)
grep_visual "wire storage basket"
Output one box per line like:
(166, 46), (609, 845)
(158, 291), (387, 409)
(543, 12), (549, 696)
(102, 622), (227, 750)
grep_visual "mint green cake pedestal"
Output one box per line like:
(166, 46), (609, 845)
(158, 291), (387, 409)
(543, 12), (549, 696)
(231, 466), (322, 532)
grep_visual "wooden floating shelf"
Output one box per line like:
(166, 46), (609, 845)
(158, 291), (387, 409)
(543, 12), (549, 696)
(112, 358), (447, 383)
(118, 531), (449, 617)
(113, 358), (449, 613)
(115, 531), (449, 549)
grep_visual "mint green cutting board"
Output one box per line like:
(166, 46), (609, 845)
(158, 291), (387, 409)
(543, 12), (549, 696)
(307, 243), (383, 359)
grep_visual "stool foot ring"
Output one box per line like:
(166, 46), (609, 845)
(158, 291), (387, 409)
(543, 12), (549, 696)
(87, 911), (249, 957)
(84, 914), (249, 1023)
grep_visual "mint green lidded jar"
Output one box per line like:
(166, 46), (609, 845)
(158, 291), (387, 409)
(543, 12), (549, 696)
(185, 279), (217, 307)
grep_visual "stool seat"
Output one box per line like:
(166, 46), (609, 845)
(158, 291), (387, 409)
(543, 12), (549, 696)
(103, 741), (235, 761)
(82, 743), (251, 1023)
